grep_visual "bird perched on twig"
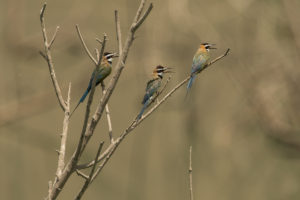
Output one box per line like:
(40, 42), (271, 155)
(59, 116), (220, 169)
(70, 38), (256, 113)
(137, 65), (173, 120)
(70, 52), (118, 117)
(186, 43), (216, 94)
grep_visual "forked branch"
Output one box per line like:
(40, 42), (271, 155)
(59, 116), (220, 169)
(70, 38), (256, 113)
(45, 1), (154, 199)
(39, 3), (67, 112)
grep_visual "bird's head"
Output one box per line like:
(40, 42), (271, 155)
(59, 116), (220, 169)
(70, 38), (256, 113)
(153, 65), (173, 79)
(199, 43), (216, 52)
(103, 52), (118, 64)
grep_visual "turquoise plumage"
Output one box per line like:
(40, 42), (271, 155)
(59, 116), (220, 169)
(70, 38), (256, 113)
(187, 43), (216, 92)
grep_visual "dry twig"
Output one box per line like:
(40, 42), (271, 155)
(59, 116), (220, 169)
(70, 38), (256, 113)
(75, 25), (98, 65)
(189, 146), (194, 200)
(115, 10), (122, 56)
(39, 3), (67, 111)
(75, 142), (104, 200)
(55, 83), (71, 180)
(101, 82), (114, 143)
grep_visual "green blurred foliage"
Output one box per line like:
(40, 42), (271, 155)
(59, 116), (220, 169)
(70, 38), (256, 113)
(1, 0), (300, 199)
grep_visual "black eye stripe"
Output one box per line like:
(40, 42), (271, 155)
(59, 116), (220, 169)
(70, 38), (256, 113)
(156, 69), (165, 73)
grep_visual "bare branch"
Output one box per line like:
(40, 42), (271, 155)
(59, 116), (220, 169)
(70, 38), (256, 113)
(46, 1), (153, 198)
(188, 146), (194, 200)
(95, 48), (100, 61)
(133, 0), (146, 22)
(76, 170), (89, 180)
(75, 142), (104, 200)
(96, 38), (103, 45)
(39, 2), (67, 112)
(48, 26), (60, 49)
(90, 143), (116, 182)
(55, 83), (71, 179)
(90, 142), (104, 177)
(77, 142), (115, 169)
(196, 48), (230, 74)
(48, 181), (52, 200)
(75, 24), (98, 65)
(39, 50), (47, 60)
(114, 10), (122, 56)
(132, 3), (153, 32)
(40, 3), (46, 21)
(100, 82), (114, 143)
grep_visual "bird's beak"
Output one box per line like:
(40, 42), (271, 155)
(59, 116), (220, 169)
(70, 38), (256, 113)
(112, 53), (119, 57)
(163, 67), (175, 73)
(209, 44), (217, 49)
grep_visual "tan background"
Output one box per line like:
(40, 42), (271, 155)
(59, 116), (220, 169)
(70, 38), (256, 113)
(1, 0), (300, 199)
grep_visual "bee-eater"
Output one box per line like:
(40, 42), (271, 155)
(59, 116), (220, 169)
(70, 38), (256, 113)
(186, 43), (216, 92)
(70, 52), (118, 117)
(137, 65), (172, 120)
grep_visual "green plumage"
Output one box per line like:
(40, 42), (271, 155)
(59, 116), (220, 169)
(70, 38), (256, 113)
(142, 78), (161, 104)
(70, 61), (112, 117)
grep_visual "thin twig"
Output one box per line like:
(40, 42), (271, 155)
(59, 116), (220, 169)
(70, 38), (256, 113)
(77, 48), (230, 170)
(39, 3), (67, 112)
(75, 142), (104, 200)
(89, 142), (104, 177)
(132, 3), (153, 32)
(55, 83), (71, 179)
(95, 48), (100, 61)
(133, 0), (146, 23)
(101, 82), (114, 143)
(96, 38), (103, 45)
(48, 26), (60, 49)
(115, 10), (122, 56)
(48, 181), (52, 200)
(189, 146), (194, 200)
(75, 24), (98, 65)
(75, 170), (89, 180)
(39, 51), (47, 60)
(90, 155), (109, 182)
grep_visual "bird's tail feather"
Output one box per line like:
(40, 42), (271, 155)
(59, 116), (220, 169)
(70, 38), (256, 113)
(185, 75), (195, 99)
(79, 88), (90, 103)
(187, 75), (195, 90)
(137, 101), (149, 120)
(70, 88), (90, 118)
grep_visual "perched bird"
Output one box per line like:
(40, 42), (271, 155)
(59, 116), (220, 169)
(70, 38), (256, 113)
(186, 43), (216, 92)
(70, 52), (118, 117)
(137, 65), (172, 120)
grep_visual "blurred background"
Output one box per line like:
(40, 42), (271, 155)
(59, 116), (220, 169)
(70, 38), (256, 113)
(1, 0), (300, 199)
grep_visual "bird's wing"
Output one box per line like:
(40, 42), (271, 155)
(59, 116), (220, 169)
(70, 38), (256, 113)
(191, 54), (206, 74)
(142, 78), (160, 104)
